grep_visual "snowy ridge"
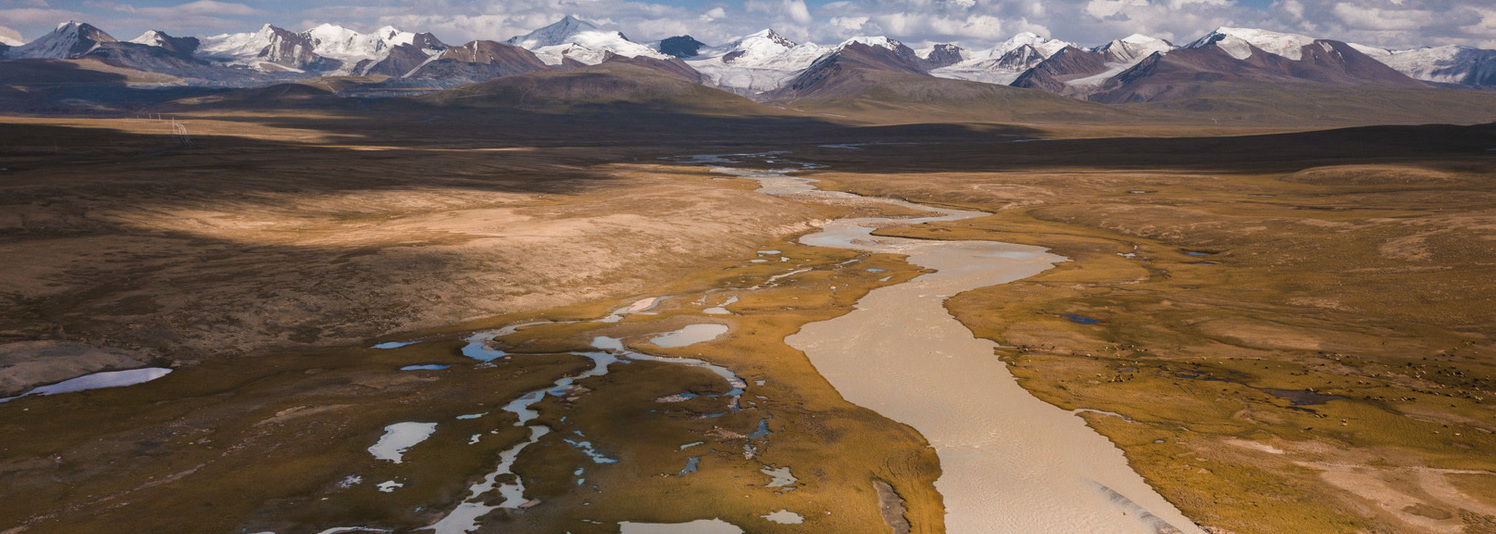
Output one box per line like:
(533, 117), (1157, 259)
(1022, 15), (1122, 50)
(685, 31), (918, 94)
(996, 32), (1072, 58)
(838, 35), (905, 52)
(197, 24), (280, 63)
(687, 29), (829, 94)
(195, 23), (439, 73)
(304, 24), (444, 73)
(1360, 45), (1496, 86)
(505, 15), (598, 49)
(505, 15), (667, 66)
(1188, 27), (1316, 61)
(928, 32), (1072, 85)
(1097, 34), (1172, 63)
(1056, 34), (1176, 89)
(305, 23), (390, 63)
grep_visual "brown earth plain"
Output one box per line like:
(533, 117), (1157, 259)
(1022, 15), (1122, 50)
(0, 73), (1494, 534)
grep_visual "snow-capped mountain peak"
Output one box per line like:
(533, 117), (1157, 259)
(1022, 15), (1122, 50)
(127, 29), (200, 56)
(305, 23), (390, 63)
(505, 15), (603, 49)
(926, 31), (1071, 86)
(376, 26), (417, 47)
(197, 24), (277, 62)
(195, 24), (323, 71)
(996, 32), (1070, 58)
(1188, 27), (1316, 61)
(505, 15), (666, 66)
(12, 21), (116, 59)
(757, 29), (797, 49)
(685, 28), (830, 94)
(1096, 33), (1173, 63)
(129, 30), (167, 46)
(715, 29), (801, 57)
(839, 35), (902, 51)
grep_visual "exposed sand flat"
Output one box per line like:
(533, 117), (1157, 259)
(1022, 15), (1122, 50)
(711, 157), (1204, 533)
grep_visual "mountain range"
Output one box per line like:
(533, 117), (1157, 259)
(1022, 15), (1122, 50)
(1, 16), (1494, 116)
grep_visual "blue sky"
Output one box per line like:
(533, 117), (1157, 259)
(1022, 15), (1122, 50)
(2, 0), (1491, 49)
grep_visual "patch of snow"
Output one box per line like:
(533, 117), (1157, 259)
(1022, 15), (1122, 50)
(1065, 63), (1135, 87)
(929, 67), (1026, 85)
(1348, 42), (1390, 57)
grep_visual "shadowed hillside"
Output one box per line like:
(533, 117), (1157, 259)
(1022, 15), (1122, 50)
(417, 60), (771, 115)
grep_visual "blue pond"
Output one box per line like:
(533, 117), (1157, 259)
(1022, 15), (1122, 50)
(400, 364), (450, 371)
(1062, 314), (1101, 325)
(372, 341), (422, 349)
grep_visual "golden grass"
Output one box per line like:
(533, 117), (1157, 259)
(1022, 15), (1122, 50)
(797, 127), (1496, 532)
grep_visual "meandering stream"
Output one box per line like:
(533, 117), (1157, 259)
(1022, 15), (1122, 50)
(703, 153), (1205, 534)
(381, 152), (1204, 534)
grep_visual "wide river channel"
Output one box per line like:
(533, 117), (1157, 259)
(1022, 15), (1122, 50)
(702, 153), (1205, 534)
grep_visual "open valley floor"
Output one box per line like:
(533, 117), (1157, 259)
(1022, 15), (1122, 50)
(1, 107), (1494, 534)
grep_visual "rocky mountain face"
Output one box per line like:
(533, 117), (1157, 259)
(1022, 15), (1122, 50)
(918, 44), (964, 70)
(657, 36), (706, 58)
(1011, 46), (1112, 95)
(403, 40), (550, 85)
(767, 40), (927, 99)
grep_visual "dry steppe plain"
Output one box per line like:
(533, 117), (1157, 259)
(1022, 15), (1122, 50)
(0, 102), (1492, 534)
